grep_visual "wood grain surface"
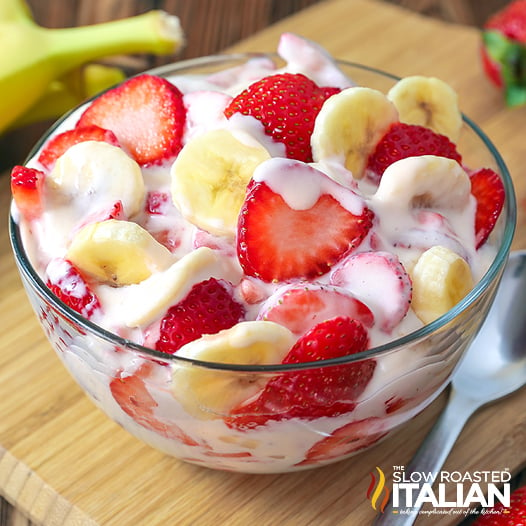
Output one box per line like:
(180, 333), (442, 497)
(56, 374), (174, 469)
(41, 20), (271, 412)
(1, 1), (525, 525)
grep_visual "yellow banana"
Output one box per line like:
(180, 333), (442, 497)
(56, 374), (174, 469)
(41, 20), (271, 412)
(0, 0), (184, 133)
(9, 64), (126, 130)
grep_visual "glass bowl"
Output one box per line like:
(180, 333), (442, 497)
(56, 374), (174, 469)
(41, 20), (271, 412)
(9, 54), (516, 473)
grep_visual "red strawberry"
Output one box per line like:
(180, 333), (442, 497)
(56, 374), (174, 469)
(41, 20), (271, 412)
(46, 258), (101, 320)
(259, 283), (374, 336)
(472, 484), (526, 525)
(77, 74), (186, 166)
(297, 417), (388, 466)
(10, 165), (45, 221)
(145, 191), (172, 215)
(470, 167), (505, 248)
(481, 0), (526, 106)
(237, 160), (374, 282)
(155, 278), (245, 354)
(110, 363), (199, 444)
(366, 122), (462, 182)
(226, 316), (374, 431)
(224, 73), (338, 162)
(37, 125), (120, 170)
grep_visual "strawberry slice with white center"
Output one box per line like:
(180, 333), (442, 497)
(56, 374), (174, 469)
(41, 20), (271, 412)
(77, 74), (186, 166)
(296, 417), (388, 466)
(10, 165), (45, 221)
(330, 251), (412, 333)
(226, 316), (374, 431)
(258, 283), (374, 336)
(37, 125), (120, 170)
(110, 362), (199, 444)
(45, 258), (102, 320)
(237, 158), (374, 282)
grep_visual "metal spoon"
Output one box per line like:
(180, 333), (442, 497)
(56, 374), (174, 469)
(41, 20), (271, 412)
(374, 250), (526, 526)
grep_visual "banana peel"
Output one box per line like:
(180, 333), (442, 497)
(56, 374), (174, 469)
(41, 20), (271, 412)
(0, 0), (185, 134)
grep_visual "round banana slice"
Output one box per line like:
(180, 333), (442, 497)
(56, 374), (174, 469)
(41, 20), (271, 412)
(47, 141), (145, 217)
(411, 245), (474, 324)
(372, 155), (471, 211)
(387, 76), (462, 143)
(67, 219), (173, 286)
(171, 128), (270, 237)
(311, 87), (398, 179)
(171, 321), (294, 419)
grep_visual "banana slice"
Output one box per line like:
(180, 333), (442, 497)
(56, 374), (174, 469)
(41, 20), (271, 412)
(47, 141), (145, 217)
(67, 219), (173, 286)
(171, 128), (270, 236)
(121, 246), (243, 327)
(171, 321), (294, 419)
(372, 155), (471, 211)
(387, 76), (462, 143)
(411, 245), (474, 324)
(311, 87), (398, 179)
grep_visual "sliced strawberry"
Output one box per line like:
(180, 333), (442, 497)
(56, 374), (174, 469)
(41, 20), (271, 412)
(297, 418), (388, 466)
(330, 251), (412, 333)
(226, 316), (374, 431)
(472, 484), (526, 525)
(155, 278), (245, 354)
(237, 160), (374, 282)
(110, 362), (199, 444)
(10, 165), (45, 221)
(258, 283), (374, 336)
(37, 125), (120, 170)
(224, 72), (339, 162)
(145, 191), (172, 215)
(77, 74), (186, 166)
(45, 258), (102, 320)
(366, 122), (462, 183)
(470, 167), (505, 248)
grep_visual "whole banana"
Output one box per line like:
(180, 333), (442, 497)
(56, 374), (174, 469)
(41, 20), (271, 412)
(0, 0), (184, 133)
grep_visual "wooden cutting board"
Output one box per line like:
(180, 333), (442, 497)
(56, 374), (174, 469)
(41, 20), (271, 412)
(1, 1), (525, 525)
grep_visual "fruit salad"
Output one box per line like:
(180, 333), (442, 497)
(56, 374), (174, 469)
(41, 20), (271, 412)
(10, 33), (507, 472)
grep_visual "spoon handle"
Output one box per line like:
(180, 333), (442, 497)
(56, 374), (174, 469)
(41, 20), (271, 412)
(372, 388), (479, 526)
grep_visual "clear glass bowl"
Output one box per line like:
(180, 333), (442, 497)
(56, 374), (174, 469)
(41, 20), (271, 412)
(9, 54), (516, 473)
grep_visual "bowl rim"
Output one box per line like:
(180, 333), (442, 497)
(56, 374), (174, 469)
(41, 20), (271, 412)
(9, 53), (517, 373)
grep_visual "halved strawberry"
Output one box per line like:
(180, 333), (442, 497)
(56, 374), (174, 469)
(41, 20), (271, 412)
(237, 160), (374, 282)
(297, 417), (388, 466)
(226, 316), (374, 431)
(155, 278), (245, 354)
(37, 125), (120, 170)
(366, 122), (462, 183)
(110, 362), (199, 444)
(258, 283), (374, 336)
(472, 484), (526, 525)
(77, 74), (186, 166)
(224, 73), (339, 162)
(330, 251), (412, 333)
(45, 258), (101, 320)
(10, 165), (45, 221)
(470, 167), (505, 248)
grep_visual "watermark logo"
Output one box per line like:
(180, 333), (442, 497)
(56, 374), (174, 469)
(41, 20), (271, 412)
(367, 467), (390, 513)
(367, 465), (512, 518)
